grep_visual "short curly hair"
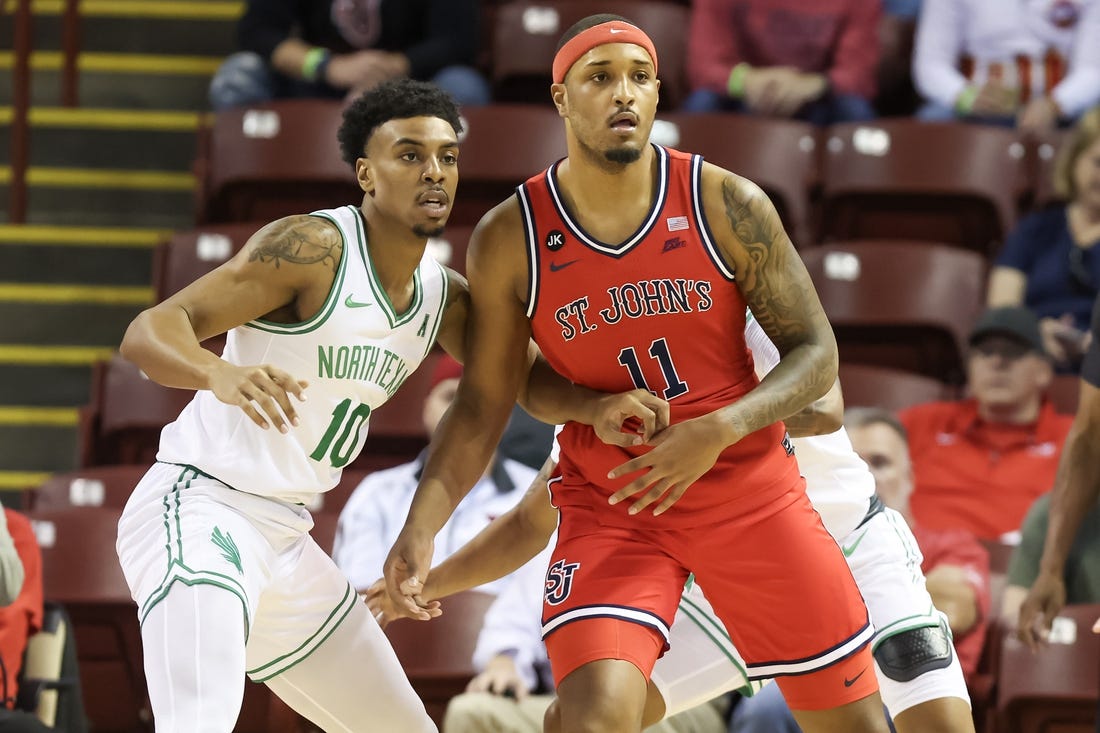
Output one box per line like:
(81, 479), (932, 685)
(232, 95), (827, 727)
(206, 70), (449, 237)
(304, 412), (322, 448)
(337, 79), (463, 170)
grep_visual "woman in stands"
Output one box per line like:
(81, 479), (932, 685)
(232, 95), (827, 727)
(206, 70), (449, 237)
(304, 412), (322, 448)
(988, 107), (1100, 371)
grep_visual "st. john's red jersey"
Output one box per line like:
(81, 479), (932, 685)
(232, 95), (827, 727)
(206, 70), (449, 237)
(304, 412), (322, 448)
(520, 145), (803, 529)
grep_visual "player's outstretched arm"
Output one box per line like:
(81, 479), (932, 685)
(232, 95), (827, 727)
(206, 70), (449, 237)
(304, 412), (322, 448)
(120, 215), (325, 429)
(1018, 377), (1100, 648)
(368, 457), (559, 626)
(384, 199), (535, 613)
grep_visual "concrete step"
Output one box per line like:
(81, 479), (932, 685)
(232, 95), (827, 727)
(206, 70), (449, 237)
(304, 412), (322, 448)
(0, 422), (78, 475)
(0, 300), (146, 346)
(0, 53), (222, 110)
(0, 243), (152, 286)
(0, 363), (92, 406)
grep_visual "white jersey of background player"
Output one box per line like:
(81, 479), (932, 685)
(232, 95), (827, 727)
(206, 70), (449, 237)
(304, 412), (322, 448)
(371, 310), (976, 733)
(115, 79), (666, 733)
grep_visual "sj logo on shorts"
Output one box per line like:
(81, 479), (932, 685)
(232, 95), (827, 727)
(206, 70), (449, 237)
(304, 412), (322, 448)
(545, 558), (581, 606)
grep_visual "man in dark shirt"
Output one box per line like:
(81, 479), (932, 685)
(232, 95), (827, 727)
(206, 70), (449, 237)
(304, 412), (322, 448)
(209, 0), (489, 110)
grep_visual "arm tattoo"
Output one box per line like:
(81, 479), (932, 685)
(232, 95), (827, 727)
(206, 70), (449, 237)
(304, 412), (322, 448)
(720, 176), (835, 435)
(248, 216), (342, 273)
(721, 177), (812, 354)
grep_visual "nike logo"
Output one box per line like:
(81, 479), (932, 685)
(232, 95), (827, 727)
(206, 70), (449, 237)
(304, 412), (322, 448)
(844, 668), (867, 687)
(344, 295), (372, 308)
(549, 259), (580, 272)
(841, 528), (869, 558)
(609, 27), (625, 33)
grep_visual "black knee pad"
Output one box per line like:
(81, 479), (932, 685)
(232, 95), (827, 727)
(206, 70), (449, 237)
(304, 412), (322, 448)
(873, 623), (954, 683)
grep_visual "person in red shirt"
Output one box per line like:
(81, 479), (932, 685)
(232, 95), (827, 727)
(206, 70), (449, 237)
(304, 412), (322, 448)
(683, 0), (879, 123)
(387, 13), (890, 733)
(0, 509), (48, 732)
(900, 306), (1074, 541)
(846, 408), (991, 678)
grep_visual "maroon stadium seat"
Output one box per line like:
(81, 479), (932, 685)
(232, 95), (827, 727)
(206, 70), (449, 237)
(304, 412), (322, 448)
(654, 113), (820, 247)
(490, 0), (690, 107)
(29, 464), (146, 511)
(837, 363), (950, 412)
(801, 241), (988, 383)
(821, 120), (1030, 257)
(449, 104), (567, 226)
(196, 100), (360, 224)
(1032, 129), (1071, 210)
(29, 507), (148, 732)
(78, 355), (194, 467)
(996, 603), (1100, 733)
(151, 223), (261, 302)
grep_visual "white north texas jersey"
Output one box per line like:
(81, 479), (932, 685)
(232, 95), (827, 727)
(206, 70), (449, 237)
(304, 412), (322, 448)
(158, 205), (448, 503)
(743, 311), (875, 539)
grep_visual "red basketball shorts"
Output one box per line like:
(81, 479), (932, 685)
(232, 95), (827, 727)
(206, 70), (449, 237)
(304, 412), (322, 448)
(541, 483), (877, 710)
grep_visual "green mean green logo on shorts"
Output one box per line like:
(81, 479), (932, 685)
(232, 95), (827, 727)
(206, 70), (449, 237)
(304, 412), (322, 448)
(211, 527), (243, 575)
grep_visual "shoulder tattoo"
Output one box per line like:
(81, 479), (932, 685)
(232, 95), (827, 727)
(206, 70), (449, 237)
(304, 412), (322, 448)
(248, 216), (342, 273)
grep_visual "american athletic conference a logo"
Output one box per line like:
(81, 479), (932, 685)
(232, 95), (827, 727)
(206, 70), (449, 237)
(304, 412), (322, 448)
(545, 558), (581, 605)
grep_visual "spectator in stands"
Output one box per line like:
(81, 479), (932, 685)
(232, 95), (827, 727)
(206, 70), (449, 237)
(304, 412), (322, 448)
(913, 0), (1100, 134)
(443, 547), (729, 733)
(682, 0), (879, 124)
(844, 408), (991, 680)
(987, 107), (1100, 371)
(900, 306), (1074, 540)
(208, 0), (490, 111)
(0, 509), (48, 732)
(1000, 491), (1100, 627)
(332, 355), (538, 594)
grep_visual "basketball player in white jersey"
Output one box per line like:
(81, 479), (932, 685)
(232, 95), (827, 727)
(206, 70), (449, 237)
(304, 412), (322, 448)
(116, 79), (667, 733)
(369, 310), (977, 733)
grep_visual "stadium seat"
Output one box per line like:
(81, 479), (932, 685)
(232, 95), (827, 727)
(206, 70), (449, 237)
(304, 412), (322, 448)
(821, 120), (1031, 257)
(653, 113), (820, 247)
(78, 355), (194, 467)
(449, 104), (567, 226)
(1032, 129), (1070, 210)
(837, 363), (951, 412)
(801, 241), (988, 384)
(28, 507), (148, 732)
(426, 225), (475, 275)
(29, 464), (147, 511)
(996, 603), (1100, 733)
(384, 590), (496, 727)
(151, 223), (261, 302)
(196, 100), (360, 224)
(490, 0), (690, 107)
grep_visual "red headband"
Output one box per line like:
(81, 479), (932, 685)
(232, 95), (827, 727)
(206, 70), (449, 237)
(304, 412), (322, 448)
(552, 21), (658, 84)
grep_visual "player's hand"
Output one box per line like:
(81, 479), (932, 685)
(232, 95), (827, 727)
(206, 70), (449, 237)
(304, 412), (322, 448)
(466, 654), (529, 701)
(207, 362), (308, 432)
(363, 577), (440, 629)
(606, 413), (730, 516)
(586, 390), (670, 448)
(768, 72), (828, 117)
(383, 525), (437, 621)
(1017, 570), (1067, 650)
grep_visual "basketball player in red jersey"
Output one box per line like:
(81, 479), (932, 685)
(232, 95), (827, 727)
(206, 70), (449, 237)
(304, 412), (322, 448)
(385, 14), (890, 733)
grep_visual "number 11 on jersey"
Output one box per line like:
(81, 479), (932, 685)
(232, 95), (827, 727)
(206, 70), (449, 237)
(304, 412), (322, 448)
(618, 337), (689, 399)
